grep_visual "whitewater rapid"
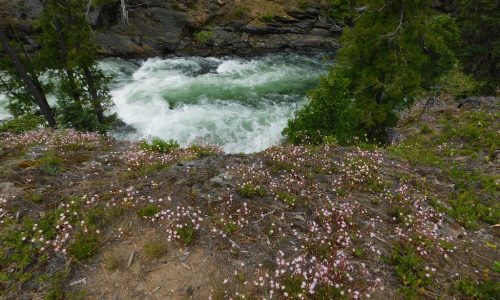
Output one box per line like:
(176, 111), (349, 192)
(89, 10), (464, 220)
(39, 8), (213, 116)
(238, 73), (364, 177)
(0, 54), (330, 153)
(102, 54), (330, 153)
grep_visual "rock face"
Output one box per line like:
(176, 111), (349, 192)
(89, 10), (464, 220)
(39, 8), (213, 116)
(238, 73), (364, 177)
(0, 0), (341, 58)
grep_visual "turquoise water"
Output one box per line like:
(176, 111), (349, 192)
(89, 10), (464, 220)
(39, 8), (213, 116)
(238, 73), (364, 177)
(0, 54), (331, 153)
(103, 54), (330, 153)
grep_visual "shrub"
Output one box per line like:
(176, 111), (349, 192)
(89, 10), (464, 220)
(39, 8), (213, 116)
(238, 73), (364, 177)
(285, 1), (459, 145)
(283, 69), (360, 145)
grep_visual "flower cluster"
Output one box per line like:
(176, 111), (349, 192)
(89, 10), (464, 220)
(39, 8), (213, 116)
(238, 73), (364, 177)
(209, 193), (252, 238)
(0, 128), (104, 150)
(22, 195), (102, 256)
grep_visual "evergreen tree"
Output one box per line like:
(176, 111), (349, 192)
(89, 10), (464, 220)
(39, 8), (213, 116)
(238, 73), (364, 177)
(457, 0), (499, 94)
(0, 30), (56, 127)
(37, 0), (114, 132)
(285, 0), (459, 144)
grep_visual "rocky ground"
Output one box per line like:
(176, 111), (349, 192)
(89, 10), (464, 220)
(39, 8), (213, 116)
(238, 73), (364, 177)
(0, 0), (341, 58)
(0, 97), (498, 299)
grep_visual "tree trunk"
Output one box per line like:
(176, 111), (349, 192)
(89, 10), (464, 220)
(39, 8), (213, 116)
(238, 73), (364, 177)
(83, 67), (105, 124)
(0, 30), (57, 127)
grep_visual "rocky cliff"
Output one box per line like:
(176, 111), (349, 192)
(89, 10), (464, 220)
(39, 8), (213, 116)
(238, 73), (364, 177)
(0, 0), (342, 58)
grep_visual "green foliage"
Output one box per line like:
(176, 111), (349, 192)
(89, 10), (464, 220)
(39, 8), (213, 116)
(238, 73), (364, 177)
(41, 151), (64, 175)
(36, 0), (115, 132)
(283, 69), (360, 145)
(137, 204), (160, 218)
(454, 278), (500, 300)
(234, 8), (246, 18)
(25, 191), (44, 203)
(237, 184), (267, 198)
(390, 244), (431, 299)
(456, 0), (500, 94)
(139, 137), (180, 153)
(224, 221), (238, 235)
(68, 232), (99, 260)
(0, 42), (49, 117)
(177, 223), (195, 245)
(188, 144), (218, 158)
(0, 115), (45, 134)
(285, 0), (459, 144)
(194, 31), (214, 44)
(436, 66), (480, 98)
(261, 14), (275, 22)
(449, 189), (499, 229)
(143, 241), (168, 258)
(297, 0), (310, 10)
(329, 0), (357, 25)
(276, 191), (300, 206)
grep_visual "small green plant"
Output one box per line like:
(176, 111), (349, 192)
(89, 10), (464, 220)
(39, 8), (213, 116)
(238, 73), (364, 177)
(261, 13), (275, 22)
(194, 31), (214, 44)
(276, 191), (299, 206)
(453, 278), (500, 300)
(143, 240), (168, 258)
(237, 184), (267, 198)
(68, 233), (99, 260)
(41, 152), (63, 175)
(335, 187), (348, 196)
(282, 274), (305, 298)
(137, 204), (160, 218)
(234, 8), (245, 18)
(420, 124), (433, 135)
(298, 0), (309, 10)
(177, 223), (195, 245)
(390, 244), (431, 299)
(224, 221), (238, 235)
(103, 252), (122, 270)
(25, 191), (44, 203)
(353, 246), (365, 258)
(139, 137), (179, 153)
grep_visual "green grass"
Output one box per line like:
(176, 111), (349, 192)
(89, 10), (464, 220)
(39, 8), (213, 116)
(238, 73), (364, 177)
(261, 13), (275, 22)
(177, 223), (195, 245)
(137, 204), (160, 218)
(194, 31), (214, 44)
(453, 278), (500, 300)
(143, 240), (168, 258)
(389, 110), (499, 228)
(237, 184), (267, 198)
(68, 233), (99, 260)
(276, 191), (300, 206)
(41, 151), (64, 175)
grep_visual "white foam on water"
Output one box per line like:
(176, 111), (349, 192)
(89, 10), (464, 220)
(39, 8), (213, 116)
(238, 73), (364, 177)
(0, 94), (10, 121)
(108, 54), (329, 153)
(0, 54), (330, 152)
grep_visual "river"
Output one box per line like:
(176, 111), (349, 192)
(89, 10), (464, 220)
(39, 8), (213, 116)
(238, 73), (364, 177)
(0, 53), (331, 153)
